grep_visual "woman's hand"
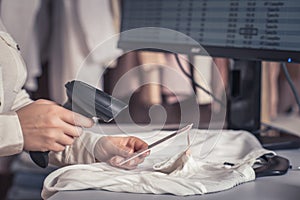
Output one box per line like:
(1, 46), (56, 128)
(16, 99), (94, 152)
(94, 136), (149, 170)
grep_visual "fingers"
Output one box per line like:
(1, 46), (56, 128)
(109, 155), (145, 170)
(59, 121), (83, 137)
(50, 143), (66, 152)
(18, 99), (90, 153)
(114, 145), (132, 158)
(24, 128), (74, 152)
(60, 108), (94, 128)
(97, 136), (150, 170)
(37, 142), (66, 152)
(35, 100), (94, 128)
(128, 136), (148, 152)
(56, 131), (75, 147)
(35, 106), (85, 138)
(45, 128), (75, 151)
(108, 137), (148, 158)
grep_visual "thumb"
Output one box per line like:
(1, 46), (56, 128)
(113, 145), (133, 158)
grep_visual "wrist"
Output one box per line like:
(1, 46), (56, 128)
(93, 136), (107, 162)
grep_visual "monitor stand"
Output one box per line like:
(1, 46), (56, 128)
(227, 59), (300, 150)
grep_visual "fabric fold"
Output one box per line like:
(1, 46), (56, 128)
(42, 129), (273, 199)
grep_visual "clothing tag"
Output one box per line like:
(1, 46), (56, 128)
(119, 124), (193, 166)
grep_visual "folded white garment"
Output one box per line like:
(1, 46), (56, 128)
(42, 129), (273, 199)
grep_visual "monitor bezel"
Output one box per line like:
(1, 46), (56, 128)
(118, 41), (300, 63)
(119, 0), (300, 63)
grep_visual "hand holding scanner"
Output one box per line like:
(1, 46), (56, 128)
(29, 80), (128, 168)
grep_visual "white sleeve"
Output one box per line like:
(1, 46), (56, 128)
(0, 111), (24, 156)
(49, 131), (102, 166)
(0, 89), (32, 156)
(11, 89), (33, 111)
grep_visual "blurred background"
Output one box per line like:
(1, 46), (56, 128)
(0, 0), (299, 200)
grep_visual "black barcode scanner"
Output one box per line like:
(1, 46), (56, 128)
(29, 80), (128, 168)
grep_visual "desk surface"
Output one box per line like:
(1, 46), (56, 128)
(49, 147), (300, 200)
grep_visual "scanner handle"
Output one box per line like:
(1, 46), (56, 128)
(29, 80), (128, 168)
(29, 151), (49, 168)
(29, 101), (71, 168)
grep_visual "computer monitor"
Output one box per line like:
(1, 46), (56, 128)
(117, 0), (300, 133)
(119, 0), (300, 63)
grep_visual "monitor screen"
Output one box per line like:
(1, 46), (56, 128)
(118, 0), (300, 63)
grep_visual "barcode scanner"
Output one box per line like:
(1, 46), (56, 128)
(29, 80), (128, 168)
